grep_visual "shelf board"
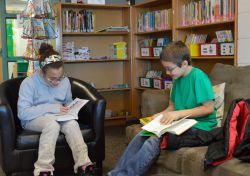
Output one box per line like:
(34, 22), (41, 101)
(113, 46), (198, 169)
(134, 0), (170, 8)
(176, 20), (235, 30)
(62, 31), (129, 36)
(135, 57), (160, 60)
(191, 56), (234, 60)
(134, 29), (172, 35)
(135, 87), (164, 91)
(61, 3), (130, 9)
(63, 59), (129, 63)
(98, 88), (131, 92)
(105, 115), (132, 120)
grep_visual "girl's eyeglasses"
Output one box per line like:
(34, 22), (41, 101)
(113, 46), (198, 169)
(47, 75), (66, 83)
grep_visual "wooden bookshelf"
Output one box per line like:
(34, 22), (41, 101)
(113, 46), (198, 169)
(130, 0), (237, 119)
(135, 87), (162, 91)
(176, 20), (235, 30)
(104, 115), (133, 126)
(135, 57), (160, 60)
(62, 31), (129, 36)
(53, 0), (238, 125)
(55, 2), (131, 126)
(173, 0), (237, 74)
(191, 56), (234, 60)
(97, 88), (131, 92)
(63, 59), (129, 63)
(134, 29), (172, 35)
(131, 0), (173, 118)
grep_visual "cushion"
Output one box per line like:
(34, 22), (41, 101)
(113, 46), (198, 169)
(209, 63), (236, 84)
(141, 89), (170, 117)
(213, 83), (226, 127)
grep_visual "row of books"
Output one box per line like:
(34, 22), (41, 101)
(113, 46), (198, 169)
(63, 9), (95, 32)
(137, 9), (172, 32)
(185, 34), (208, 46)
(185, 30), (233, 46)
(22, 18), (56, 39)
(139, 37), (172, 48)
(182, 0), (235, 26)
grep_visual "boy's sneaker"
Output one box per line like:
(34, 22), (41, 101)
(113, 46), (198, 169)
(39, 171), (51, 176)
(77, 164), (97, 176)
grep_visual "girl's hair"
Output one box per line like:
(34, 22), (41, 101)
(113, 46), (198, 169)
(39, 43), (64, 73)
(160, 41), (191, 67)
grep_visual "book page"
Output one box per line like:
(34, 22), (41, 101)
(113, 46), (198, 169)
(141, 114), (192, 137)
(52, 98), (89, 121)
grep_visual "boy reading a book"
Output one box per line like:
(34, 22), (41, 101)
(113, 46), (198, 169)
(108, 41), (217, 176)
(18, 43), (96, 176)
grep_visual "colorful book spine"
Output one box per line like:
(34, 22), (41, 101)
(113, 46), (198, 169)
(182, 0), (235, 26)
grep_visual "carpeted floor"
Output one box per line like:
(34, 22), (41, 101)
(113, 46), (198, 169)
(0, 126), (127, 176)
(103, 125), (127, 174)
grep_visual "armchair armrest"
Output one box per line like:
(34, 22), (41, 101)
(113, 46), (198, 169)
(69, 77), (106, 140)
(0, 104), (17, 167)
(69, 78), (106, 162)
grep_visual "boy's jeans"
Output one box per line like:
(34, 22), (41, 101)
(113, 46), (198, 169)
(108, 132), (161, 176)
(24, 116), (91, 176)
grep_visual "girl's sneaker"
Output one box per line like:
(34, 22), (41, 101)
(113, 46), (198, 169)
(77, 164), (97, 176)
(39, 171), (51, 176)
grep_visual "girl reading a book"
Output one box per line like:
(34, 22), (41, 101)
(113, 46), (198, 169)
(18, 43), (96, 176)
(108, 41), (217, 176)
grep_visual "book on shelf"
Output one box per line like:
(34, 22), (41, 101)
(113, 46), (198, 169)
(141, 114), (197, 137)
(32, 18), (46, 38)
(215, 30), (233, 42)
(50, 98), (89, 121)
(137, 9), (172, 32)
(63, 9), (95, 32)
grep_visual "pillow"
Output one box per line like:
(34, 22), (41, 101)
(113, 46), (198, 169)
(213, 82), (226, 119)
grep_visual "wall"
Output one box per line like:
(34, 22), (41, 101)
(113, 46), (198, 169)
(238, 0), (250, 66)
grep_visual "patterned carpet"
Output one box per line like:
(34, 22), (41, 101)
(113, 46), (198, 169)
(103, 125), (127, 174)
(0, 126), (127, 176)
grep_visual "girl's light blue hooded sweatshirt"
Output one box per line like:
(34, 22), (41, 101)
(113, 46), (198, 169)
(18, 70), (73, 128)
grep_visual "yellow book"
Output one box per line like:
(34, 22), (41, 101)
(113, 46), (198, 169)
(113, 42), (127, 59)
(139, 116), (153, 126)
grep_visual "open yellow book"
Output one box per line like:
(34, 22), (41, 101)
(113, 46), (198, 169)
(141, 114), (197, 137)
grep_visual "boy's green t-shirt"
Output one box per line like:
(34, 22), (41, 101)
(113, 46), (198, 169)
(170, 67), (217, 131)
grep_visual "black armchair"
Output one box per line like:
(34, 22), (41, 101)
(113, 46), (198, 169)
(0, 77), (106, 176)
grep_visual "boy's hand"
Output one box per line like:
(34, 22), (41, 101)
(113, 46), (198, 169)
(152, 113), (162, 119)
(160, 111), (180, 125)
(60, 106), (70, 115)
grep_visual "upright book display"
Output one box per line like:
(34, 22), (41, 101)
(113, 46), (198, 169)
(21, 0), (57, 76)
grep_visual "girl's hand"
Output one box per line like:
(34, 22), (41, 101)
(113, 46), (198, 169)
(160, 111), (180, 125)
(60, 106), (70, 114)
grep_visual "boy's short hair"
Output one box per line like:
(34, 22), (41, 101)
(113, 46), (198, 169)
(160, 41), (191, 67)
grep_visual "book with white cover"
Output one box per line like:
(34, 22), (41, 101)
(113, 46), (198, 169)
(141, 114), (197, 137)
(51, 98), (89, 121)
